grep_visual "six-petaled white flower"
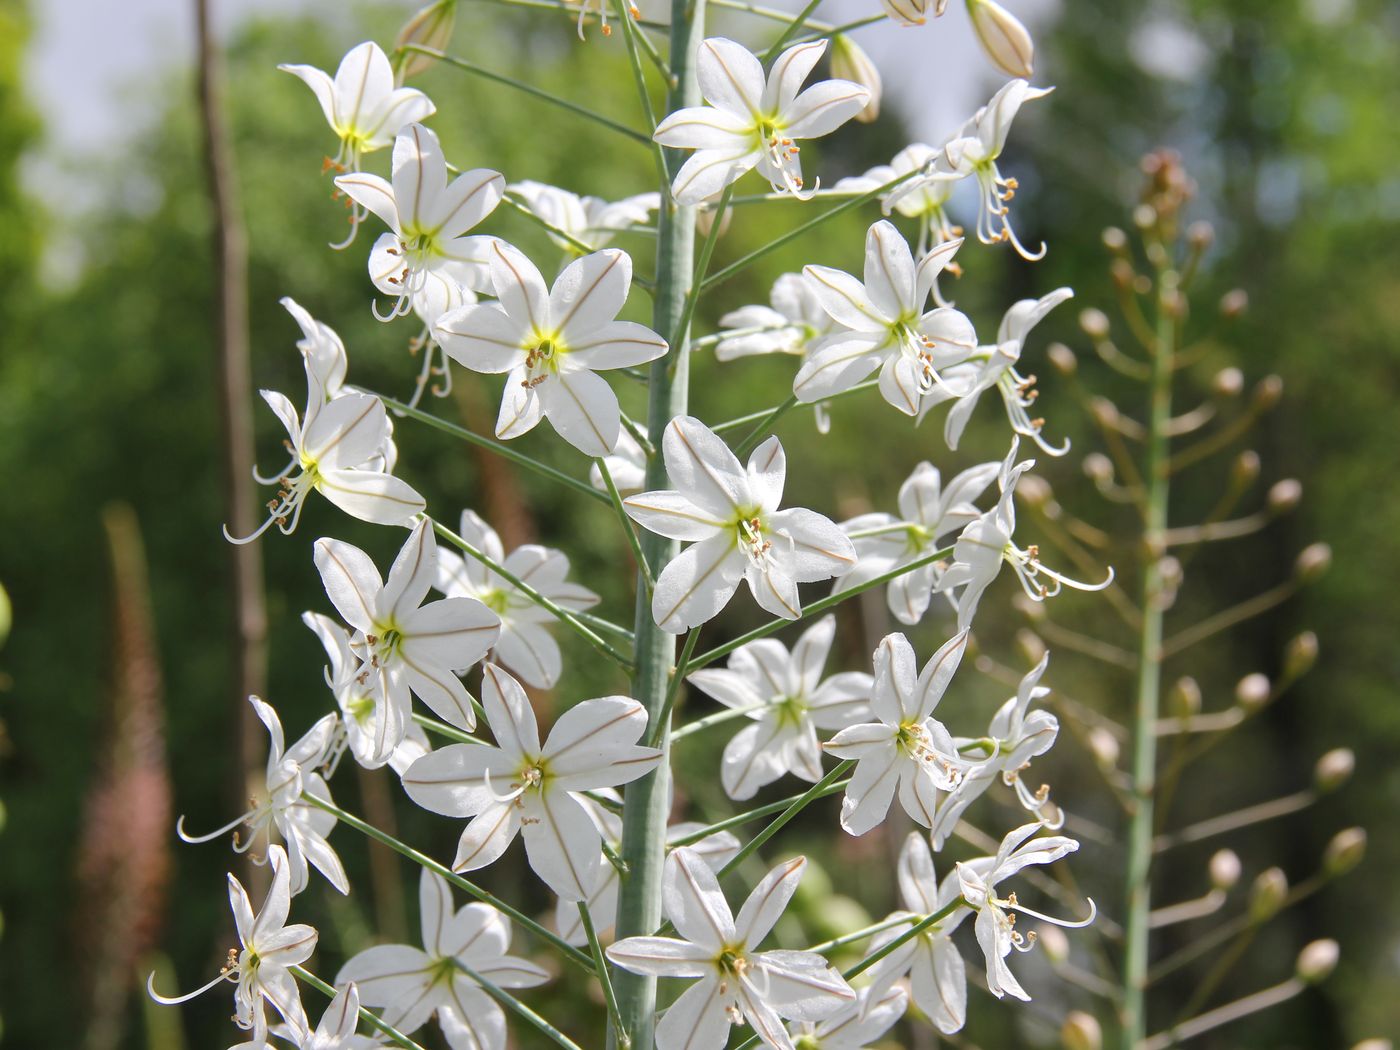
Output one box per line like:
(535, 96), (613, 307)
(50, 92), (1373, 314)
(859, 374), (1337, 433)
(715, 273), (835, 363)
(607, 849), (856, 1050)
(314, 520), (502, 739)
(687, 614), (872, 799)
(823, 631), (968, 835)
(625, 416), (856, 632)
(654, 38), (871, 204)
(435, 242), (668, 456)
(434, 509), (600, 689)
(787, 984), (908, 1049)
(270, 981), (377, 1050)
(794, 221), (977, 415)
(338, 868), (549, 1048)
(401, 663), (662, 900)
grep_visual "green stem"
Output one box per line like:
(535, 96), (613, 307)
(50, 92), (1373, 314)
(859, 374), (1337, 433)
(457, 963), (586, 1050)
(672, 181), (735, 349)
(646, 629), (700, 748)
(715, 760), (852, 879)
(303, 794), (597, 975)
(733, 394), (798, 458)
(665, 776), (851, 847)
(612, 0), (672, 190)
(806, 914), (914, 955)
(291, 965), (428, 1050)
(671, 701), (769, 740)
(609, 0), (705, 1042)
(762, 0), (824, 58)
(709, 379), (877, 433)
(578, 903), (632, 1049)
(411, 712), (485, 745)
(596, 457), (655, 592)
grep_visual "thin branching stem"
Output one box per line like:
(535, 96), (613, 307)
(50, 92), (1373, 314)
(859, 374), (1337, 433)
(458, 962), (586, 1050)
(710, 380), (877, 433)
(673, 181), (735, 347)
(291, 965), (428, 1050)
(577, 903), (631, 1049)
(762, 0), (824, 58)
(596, 457), (656, 592)
(715, 760), (853, 879)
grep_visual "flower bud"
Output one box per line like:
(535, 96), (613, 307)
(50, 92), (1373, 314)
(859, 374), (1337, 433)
(1090, 397), (1119, 427)
(1324, 827), (1366, 877)
(1284, 631), (1318, 678)
(1047, 342), (1078, 375)
(1294, 543), (1331, 583)
(1012, 592), (1045, 621)
(880, 0), (931, 26)
(1188, 220), (1215, 250)
(1083, 452), (1113, 483)
(394, 0), (458, 79)
(966, 0), (1035, 77)
(1235, 673), (1271, 711)
(1088, 727), (1119, 770)
(1039, 924), (1069, 964)
(1078, 307), (1110, 339)
(1219, 288), (1249, 317)
(1209, 849), (1242, 890)
(1248, 866), (1288, 921)
(1133, 204), (1156, 230)
(1102, 226), (1128, 252)
(1268, 479), (1302, 513)
(1232, 449), (1261, 486)
(1352, 1041), (1393, 1050)
(1110, 258), (1135, 290)
(1060, 1010), (1102, 1050)
(696, 203), (732, 240)
(1314, 748), (1354, 793)
(1017, 474), (1053, 509)
(1212, 367), (1244, 398)
(1295, 939), (1339, 984)
(1170, 676), (1202, 719)
(1254, 373), (1284, 409)
(830, 35), (882, 124)
(1016, 629), (1047, 666)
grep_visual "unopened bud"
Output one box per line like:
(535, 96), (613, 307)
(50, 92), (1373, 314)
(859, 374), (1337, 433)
(1110, 258), (1135, 290)
(1088, 727), (1119, 769)
(1102, 226), (1128, 252)
(830, 35), (882, 123)
(1249, 867), (1288, 920)
(1078, 307), (1110, 339)
(1157, 556), (1183, 601)
(394, 0), (458, 79)
(1187, 220), (1215, 249)
(1254, 373), (1284, 409)
(1268, 479), (1302, 513)
(1016, 629), (1047, 666)
(1048, 341), (1078, 375)
(1235, 673), (1271, 710)
(1295, 939), (1339, 984)
(1284, 631), (1319, 678)
(1324, 827), (1366, 876)
(1170, 677), (1201, 719)
(1039, 924), (1070, 964)
(1294, 543), (1331, 583)
(1090, 397), (1119, 427)
(879, 0), (932, 27)
(1219, 288), (1249, 317)
(1133, 203), (1156, 230)
(1083, 452), (1113, 482)
(696, 204), (732, 240)
(1212, 367), (1244, 398)
(1314, 748), (1354, 793)
(1352, 1041), (1393, 1050)
(1060, 1010), (1102, 1050)
(1017, 474), (1053, 508)
(1232, 449), (1261, 485)
(1209, 849), (1242, 890)
(1012, 592), (1045, 621)
(966, 0), (1035, 76)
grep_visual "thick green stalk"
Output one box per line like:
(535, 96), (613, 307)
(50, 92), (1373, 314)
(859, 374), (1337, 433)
(1120, 263), (1177, 1049)
(609, 0), (704, 1044)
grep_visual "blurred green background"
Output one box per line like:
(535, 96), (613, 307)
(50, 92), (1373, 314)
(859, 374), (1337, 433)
(0, 0), (1397, 1047)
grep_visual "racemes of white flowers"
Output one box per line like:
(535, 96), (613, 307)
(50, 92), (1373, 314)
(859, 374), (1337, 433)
(607, 850), (856, 1050)
(864, 833), (970, 1034)
(835, 144), (962, 263)
(787, 985), (908, 1049)
(687, 614), (872, 800)
(654, 38), (870, 204)
(336, 123), (504, 319)
(555, 789), (741, 946)
(315, 520), (501, 742)
(836, 459), (999, 625)
(338, 869), (549, 1049)
(624, 416), (856, 632)
(435, 241), (668, 456)
(434, 509), (600, 689)
(955, 822), (1091, 1001)
(401, 663), (662, 901)
(938, 440), (1112, 630)
(927, 287), (1074, 454)
(149, 845), (317, 1047)
(930, 652), (1059, 847)
(177, 696), (347, 896)
(794, 221), (976, 416)
(302, 612), (431, 774)
(823, 631), (968, 835)
(936, 79), (1052, 260)
(715, 273), (836, 365)
(509, 180), (660, 253)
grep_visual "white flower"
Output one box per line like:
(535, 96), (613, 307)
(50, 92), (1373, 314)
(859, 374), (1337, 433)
(863, 833), (969, 1034)
(314, 520), (502, 739)
(878, 0), (948, 28)
(823, 632), (968, 835)
(938, 441), (1112, 630)
(335, 124), (504, 319)
(302, 611), (432, 773)
(337, 869), (549, 1048)
(607, 850), (855, 1050)
(933, 287), (1074, 454)
(966, 0), (1036, 79)
(936, 79), (1053, 260)
(834, 144), (962, 263)
(280, 42), (435, 170)
(788, 984), (907, 1048)
(177, 697), (347, 896)
(714, 273), (835, 363)
(793, 222), (976, 415)
(435, 242), (668, 456)
(276, 982), (373, 1050)
(589, 425), (648, 496)
(687, 615), (872, 799)
(509, 180), (660, 252)
(930, 652), (1059, 847)
(654, 38), (870, 204)
(835, 459), (999, 625)
(433, 509), (600, 689)
(955, 823), (1089, 1001)
(149, 845), (318, 1047)
(554, 789), (740, 946)
(624, 416), (856, 633)
(401, 663), (662, 901)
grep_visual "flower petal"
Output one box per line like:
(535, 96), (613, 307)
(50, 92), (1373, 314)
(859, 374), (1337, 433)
(762, 39), (826, 114)
(401, 743), (518, 817)
(781, 79), (870, 139)
(542, 368), (621, 457)
(488, 240), (550, 334)
(625, 489), (727, 541)
(655, 975), (732, 1050)
(651, 534), (745, 633)
(605, 937), (716, 978)
(436, 303), (530, 374)
(314, 538), (384, 634)
(317, 469), (426, 527)
(521, 788), (602, 901)
(735, 855), (805, 948)
(697, 37), (765, 117)
(481, 662), (541, 757)
(567, 320), (669, 370)
(552, 249), (630, 344)
(452, 799), (522, 873)
(665, 846), (736, 951)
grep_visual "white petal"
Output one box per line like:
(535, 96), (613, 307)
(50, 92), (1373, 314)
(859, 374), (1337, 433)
(335, 944), (433, 1012)
(910, 630), (968, 721)
(278, 62), (337, 131)
(671, 148), (759, 206)
(754, 950), (854, 1020)
(434, 168), (505, 240)
(654, 105), (754, 150)
(436, 302), (529, 374)
(495, 365), (545, 441)
(605, 937), (715, 979)
(452, 799), (522, 872)
(790, 615), (835, 694)
(768, 508), (857, 582)
(792, 333), (886, 402)
(399, 597), (500, 672)
(697, 37), (765, 117)
(567, 320), (669, 370)
(493, 624), (562, 689)
(402, 659), (478, 732)
(314, 538), (383, 634)
(735, 856), (805, 948)
(745, 436), (786, 512)
(331, 42), (394, 132)
(663, 415), (750, 516)
(521, 789), (602, 901)
(488, 240), (550, 334)
(801, 265), (889, 332)
(898, 762), (940, 827)
(722, 720), (787, 800)
(877, 354), (922, 417)
(401, 744), (518, 817)
(543, 696), (648, 773)
(391, 124), (449, 235)
(439, 996), (506, 1050)
(898, 832), (939, 913)
(481, 662), (541, 757)
(762, 40), (826, 114)
(863, 220), (916, 320)
(333, 172), (399, 231)
(745, 560), (802, 620)
(781, 79), (870, 139)
(551, 248), (630, 343)
(625, 490), (727, 541)
(418, 867), (455, 957)
(871, 633), (918, 724)
(687, 667), (766, 711)
(655, 975), (733, 1050)
(839, 746), (902, 836)
(542, 368), (620, 456)
(665, 846), (736, 951)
